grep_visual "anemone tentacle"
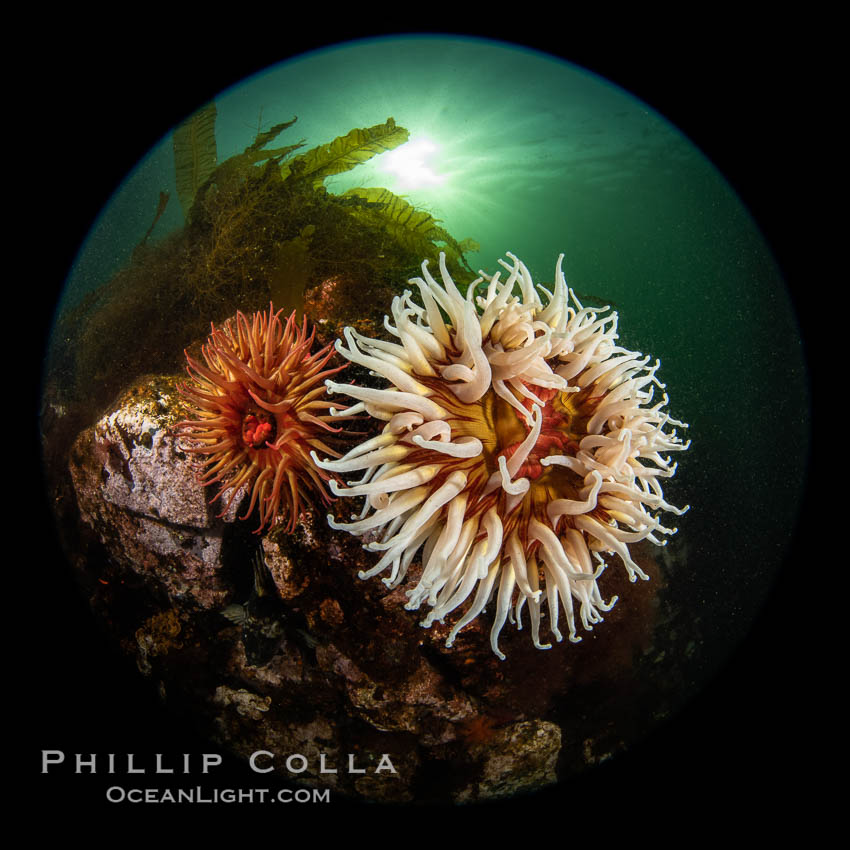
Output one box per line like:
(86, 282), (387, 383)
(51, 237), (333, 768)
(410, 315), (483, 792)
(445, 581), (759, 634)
(317, 254), (689, 658)
(176, 304), (356, 533)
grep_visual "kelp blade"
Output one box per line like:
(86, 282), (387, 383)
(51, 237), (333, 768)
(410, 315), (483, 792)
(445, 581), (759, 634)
(173, 102), (218, 220)
(342, 187), (475, 272)
(283, 118), (409, 188)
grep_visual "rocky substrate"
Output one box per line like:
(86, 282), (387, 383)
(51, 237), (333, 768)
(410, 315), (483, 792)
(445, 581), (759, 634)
(65, 374), (668, 804)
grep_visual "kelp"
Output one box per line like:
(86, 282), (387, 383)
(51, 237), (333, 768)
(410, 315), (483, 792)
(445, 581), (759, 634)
(282, 118), (409, 189)
(187, 116), (408, 212)
(55, 112), (480, 424)
(267, 225), (316, 316)
(132, 190), (170, 261)
(187, 117), (305, 225)
(215, 117), (305, 175)
(173, 102), (218, 219)
(341, 187), (476, 273)
(182, 114), (477, 312)
(246, 116), (300, 157)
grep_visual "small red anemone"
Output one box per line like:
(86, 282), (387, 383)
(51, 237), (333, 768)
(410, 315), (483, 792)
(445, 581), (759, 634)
(175, 304), (352, 532)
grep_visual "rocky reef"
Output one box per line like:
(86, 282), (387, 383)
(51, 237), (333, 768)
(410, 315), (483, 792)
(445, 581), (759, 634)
(63, 370), (676, 803)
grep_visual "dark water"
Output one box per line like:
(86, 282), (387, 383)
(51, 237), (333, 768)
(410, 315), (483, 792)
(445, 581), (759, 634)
(34, 33), (810, 815)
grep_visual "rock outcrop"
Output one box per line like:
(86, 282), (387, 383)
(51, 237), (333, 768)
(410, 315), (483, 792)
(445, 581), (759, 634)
(67, 373), (663, 803)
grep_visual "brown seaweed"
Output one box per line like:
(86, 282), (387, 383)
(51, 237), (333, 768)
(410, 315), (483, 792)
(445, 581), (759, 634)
(173, 102), (217, 219)
(51, 112), (481, 431)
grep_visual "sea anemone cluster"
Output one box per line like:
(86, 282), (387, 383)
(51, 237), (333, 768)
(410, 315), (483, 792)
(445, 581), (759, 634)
(311, 253), (690, 658)
(175, 253), (689, 659)
(176, 305), (352, 533)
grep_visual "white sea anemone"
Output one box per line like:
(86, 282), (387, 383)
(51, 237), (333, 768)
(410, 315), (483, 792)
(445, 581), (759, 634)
(313, 253), (690, 659)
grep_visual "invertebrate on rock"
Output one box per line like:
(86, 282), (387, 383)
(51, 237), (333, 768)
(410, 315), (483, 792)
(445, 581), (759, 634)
(176, 305), (353, 533)
(313, 253), (689, 657)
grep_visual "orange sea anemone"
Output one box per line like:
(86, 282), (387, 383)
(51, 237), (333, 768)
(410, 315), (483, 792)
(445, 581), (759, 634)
(176, 305), (352, 533)
(312, 253), (690, 658)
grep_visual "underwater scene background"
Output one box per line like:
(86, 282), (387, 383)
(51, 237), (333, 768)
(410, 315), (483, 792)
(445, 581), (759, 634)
(33, 27), (810, 818)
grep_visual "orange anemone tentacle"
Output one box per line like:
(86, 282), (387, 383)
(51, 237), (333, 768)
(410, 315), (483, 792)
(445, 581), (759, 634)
(175, 303), (358, 533)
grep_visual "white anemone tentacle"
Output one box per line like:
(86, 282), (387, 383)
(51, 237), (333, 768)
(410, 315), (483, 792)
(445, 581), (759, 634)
(319, 252), (690, 658)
